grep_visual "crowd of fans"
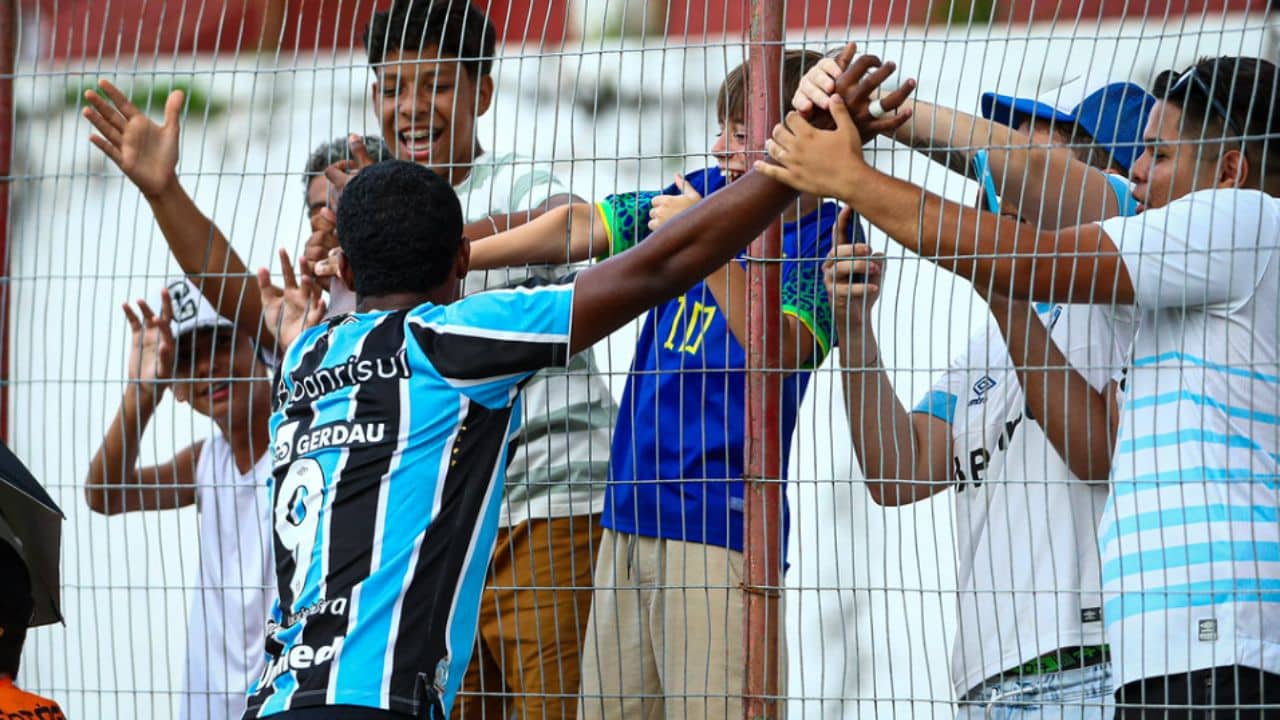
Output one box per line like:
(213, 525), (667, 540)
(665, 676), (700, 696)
(2, 1), (1271, 719)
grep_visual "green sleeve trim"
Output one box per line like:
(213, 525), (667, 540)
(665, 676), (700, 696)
(594, 201), (619, 260)
(783, 304), (831, 368)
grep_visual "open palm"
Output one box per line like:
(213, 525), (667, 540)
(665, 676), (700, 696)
(122, 291), (178, 396)
(259, 249), (327, 351)
(83, 79), (183, 198)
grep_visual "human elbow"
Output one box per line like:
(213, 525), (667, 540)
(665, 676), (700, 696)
(84, 485), (123, 516)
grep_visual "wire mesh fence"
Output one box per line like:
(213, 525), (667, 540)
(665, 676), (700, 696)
(4, 1), (1279, 719)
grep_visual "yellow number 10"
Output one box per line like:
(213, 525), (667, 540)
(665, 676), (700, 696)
(663, 296), (718, 355)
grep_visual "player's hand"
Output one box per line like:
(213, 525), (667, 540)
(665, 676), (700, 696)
(824, 207), (884, 334)
(648, 174), (702, 231)
(121, 290), (178, 401)
(83, 79), (183, 199)
(757, 96), (865, 197)
(809, 48), (916, 139)
(258, 249), (327, 351)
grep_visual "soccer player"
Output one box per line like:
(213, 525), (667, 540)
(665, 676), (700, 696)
(84, 281), (274, 720)
(356, 5), (616, 717)
(247, 51), (911, 720)
(761, 53), (1280, 718)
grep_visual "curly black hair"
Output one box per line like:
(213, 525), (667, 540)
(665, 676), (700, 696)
(336, 160), (464, 298)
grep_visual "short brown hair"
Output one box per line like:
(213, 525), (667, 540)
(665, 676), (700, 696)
(717, 49), (825, 126)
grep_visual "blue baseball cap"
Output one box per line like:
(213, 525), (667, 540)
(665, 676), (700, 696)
(981, 79), (1155, 171)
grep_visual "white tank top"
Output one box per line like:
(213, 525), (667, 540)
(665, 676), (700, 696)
(183, 428), (274, 720)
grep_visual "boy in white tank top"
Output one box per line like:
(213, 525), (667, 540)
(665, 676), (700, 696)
(85, 279), (275, 720)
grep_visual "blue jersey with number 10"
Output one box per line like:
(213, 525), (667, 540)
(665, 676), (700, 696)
(596, 167), (861, 552)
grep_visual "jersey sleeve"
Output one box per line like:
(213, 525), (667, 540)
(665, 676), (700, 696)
(1105, 174), (1140, 216)
(782, 204), (858, 360)
(1047, 304), (1138, 390)
(595, 190), (663, 257)
(970, 150), (1002, 213)
(1097, 188), (1278, 310)
(911, 328), (995, 427)
(594, 168), (723, 258)
(408, 279), (576, 408)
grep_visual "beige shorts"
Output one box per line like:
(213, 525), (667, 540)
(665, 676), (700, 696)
(577, 529), (784, 720)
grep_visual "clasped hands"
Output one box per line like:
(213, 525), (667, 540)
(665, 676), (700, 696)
(755, 42), (915, 200)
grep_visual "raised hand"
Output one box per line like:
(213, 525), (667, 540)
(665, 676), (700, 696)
(121, 290), (179, 400)
(823, 206), (884, 335)
(321, 135), (379, 213)
(811, 47), (916, 139)
(793, 45), (854, 115)
(648, 174), (702, 231)
(83, 79), (184, 198)
(258, 249), (327, 351)
(303, 206), (340, 290)
(756, 95), (867, 198)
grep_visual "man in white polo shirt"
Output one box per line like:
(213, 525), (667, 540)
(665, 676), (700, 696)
(794, 50), (1153, 716)
(761, 53), (1280, 716)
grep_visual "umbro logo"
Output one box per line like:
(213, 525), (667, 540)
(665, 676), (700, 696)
(969, 376), (997, 406)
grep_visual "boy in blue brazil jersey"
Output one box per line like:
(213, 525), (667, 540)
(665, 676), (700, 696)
(440, 50), (860, 720)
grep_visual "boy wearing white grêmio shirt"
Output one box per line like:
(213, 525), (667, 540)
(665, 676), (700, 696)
(761, 54), (1280, 716)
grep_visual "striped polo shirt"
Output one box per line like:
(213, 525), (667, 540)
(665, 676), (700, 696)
(454, 151), (615, 526)
(1096, 188), (1280, 686)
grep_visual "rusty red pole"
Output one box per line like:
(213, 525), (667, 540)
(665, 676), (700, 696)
(741, 0), (784, 717)
(0, 0), (16, 443)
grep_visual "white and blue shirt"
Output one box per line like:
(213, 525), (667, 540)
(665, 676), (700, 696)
(246, 280), (576, 718)
(1097, 188), (1280, 686)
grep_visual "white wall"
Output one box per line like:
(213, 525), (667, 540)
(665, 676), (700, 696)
(9, 11), (1270, 718)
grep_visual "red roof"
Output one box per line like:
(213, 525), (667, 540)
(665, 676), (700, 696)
(24, 0), (1266, 60)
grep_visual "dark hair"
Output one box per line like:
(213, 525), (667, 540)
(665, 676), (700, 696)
(0, 540), (32, 675)
(364, 1), (497, 80)
(302, 135), (391, 204)
(1152, 56), (1280, 192)
(1022, 119), (1124, 173)
(336, 160), (464, 297)
(717, 49), (825, 126)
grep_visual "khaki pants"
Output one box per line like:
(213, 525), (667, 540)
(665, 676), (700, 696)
(453, 514), (602, 720)
(578, 529), (780, 720)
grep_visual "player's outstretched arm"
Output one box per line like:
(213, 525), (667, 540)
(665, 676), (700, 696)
(85, 292), (199, 514)
(569, 53), (915, 354)
(825, 216), (953, 503)
(82, 79), (272, 352)
(759, 92), (1134, 305)
(986, 296), (1117, 481)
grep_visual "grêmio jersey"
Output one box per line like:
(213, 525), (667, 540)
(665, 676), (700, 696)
(596, 167), (856, 552)
(245, 280), (575, 718)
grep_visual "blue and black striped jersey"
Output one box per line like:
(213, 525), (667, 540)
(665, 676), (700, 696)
(246, 280), (575, 718)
